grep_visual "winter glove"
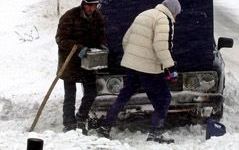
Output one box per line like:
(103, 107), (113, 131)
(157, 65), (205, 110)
(164, 67), (178, 83)
(78, 47), (90, 59)
(100, 44), (109, 52)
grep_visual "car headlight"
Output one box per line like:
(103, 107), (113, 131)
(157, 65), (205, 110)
(183, 71), (218, 92)
(106, 77), (123, 94)
(96, 75), (124, 95)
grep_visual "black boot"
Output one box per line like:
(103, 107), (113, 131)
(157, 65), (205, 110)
(77, 121), (88, 135)
(96, 126), (111, 139)
(146, 127), (174, 144)
(63, 123), (77, 132)
(146, 128), (156, 141)
(76, 113), (89, 135)
(155, 135), (174, 144)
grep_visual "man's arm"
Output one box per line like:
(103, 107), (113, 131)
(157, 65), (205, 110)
(153, 17), (174, 69)
(55, 11), (82, 51)
(122, 25), (132, 51)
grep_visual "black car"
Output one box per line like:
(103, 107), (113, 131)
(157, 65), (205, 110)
(89, 0), (233, 128)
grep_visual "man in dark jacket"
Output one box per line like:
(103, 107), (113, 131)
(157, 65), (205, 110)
(55, 0), (106, 133)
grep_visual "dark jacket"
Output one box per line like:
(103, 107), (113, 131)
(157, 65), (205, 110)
(55, 6), (106, 81)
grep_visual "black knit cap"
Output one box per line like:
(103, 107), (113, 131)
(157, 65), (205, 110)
(82, 0), (99, 4)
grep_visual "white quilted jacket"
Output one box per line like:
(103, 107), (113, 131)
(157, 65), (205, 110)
(121, 4), (175, 74)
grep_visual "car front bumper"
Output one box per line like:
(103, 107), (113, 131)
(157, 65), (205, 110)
(91, 91), (223, 118)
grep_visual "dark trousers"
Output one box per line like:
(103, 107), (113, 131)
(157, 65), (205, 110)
(104, 69), (171, 128)
(63, 76), (96, 126)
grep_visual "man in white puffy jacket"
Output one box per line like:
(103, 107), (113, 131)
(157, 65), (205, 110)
(97, 0), (181, 143)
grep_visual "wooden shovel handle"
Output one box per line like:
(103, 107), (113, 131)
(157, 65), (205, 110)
(29, 45), (78, 132)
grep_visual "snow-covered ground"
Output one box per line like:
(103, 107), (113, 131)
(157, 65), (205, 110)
(0, 0), (239, 149)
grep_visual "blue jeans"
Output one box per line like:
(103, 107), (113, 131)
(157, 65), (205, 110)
(104, 69), (171, 128)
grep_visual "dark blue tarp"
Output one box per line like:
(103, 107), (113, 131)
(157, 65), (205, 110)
(100, 0), (215, 73)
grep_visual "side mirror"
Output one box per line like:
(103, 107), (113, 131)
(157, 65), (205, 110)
(217, 37), (234, 50)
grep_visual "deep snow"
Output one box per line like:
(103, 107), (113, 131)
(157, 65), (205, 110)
(0, 0), (239, 149)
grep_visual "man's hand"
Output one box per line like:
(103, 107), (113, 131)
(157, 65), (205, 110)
(164, 67), (178, 83)
(78, 47), (90, 59)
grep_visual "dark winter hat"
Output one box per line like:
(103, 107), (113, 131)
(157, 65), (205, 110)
(162, 0), (181, 16)
(82, 0), (99, 4)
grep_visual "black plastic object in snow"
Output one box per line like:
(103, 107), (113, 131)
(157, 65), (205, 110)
(206, 119), (226, 140)
(27, 138), (44, 150)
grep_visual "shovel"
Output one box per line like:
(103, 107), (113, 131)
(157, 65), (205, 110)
(29, 44), (78, 132)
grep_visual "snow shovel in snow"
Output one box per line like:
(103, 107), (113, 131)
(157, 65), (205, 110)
(29, 44), (78, 132)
